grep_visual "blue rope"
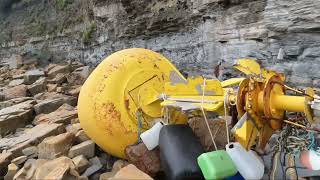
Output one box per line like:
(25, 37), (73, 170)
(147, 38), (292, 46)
(307, 131), (315, 150)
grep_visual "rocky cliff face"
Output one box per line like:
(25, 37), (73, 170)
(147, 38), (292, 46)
(0, 0), (320, 87)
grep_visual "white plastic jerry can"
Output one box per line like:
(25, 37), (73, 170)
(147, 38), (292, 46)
(140, 122), (164, 150)
(226, 142), (264, 180)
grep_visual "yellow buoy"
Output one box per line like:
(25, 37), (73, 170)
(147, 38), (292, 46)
(78, 48), (186, 158)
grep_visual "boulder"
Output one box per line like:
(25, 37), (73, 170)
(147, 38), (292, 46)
(33, 156), (80, 180)
(24, 69), (45, 85)
(11, 155), (27, 165)
(27, 77), (47, 96)
(56, 86), (66, 93)
(189, 117), (228, 151)
(70, 61), (84, 71)
(66, 123), (82, 135)
(112, 160), (129, 173)
(8, 79), (24, 87)
(72, 155), (90, 174)
(82, 156), (103, 177)
(100, 172), (117, 180)
(22, 146), (37, 158)
(45, 64), (57, 73)
(0, 123), (65, 159)
(0, 97), (33, 110)
(3, 85), (28, 100)
(68, 140), (95, 159)
(71, 118), (80, 124)
(11, 68), (26, 77)
(75, 130), (90, 143)
(6, 55), (23, 69)
(48, 65), (70, 79)
(38, 132), (75, 159)
(111, 164), (153, 180)
(125, 143), (161, 177)
(4, 163), (19, 180)
(0, 152), (13, 176)
(98, 153), (113, 170)
(67, 86), (82, 97)
(47, 73), (67, 84)
(0, 92), (5, 102)
(13, 159), (48, 180)
(33, 98), (65, 115)
(47, 84), (58, 92)
(67, 66), (90, 85)
(12, 74), (25, 80)
(33, 103), (77, 125)
(34, 92), (77, 106)
(0, 100), (35, 136)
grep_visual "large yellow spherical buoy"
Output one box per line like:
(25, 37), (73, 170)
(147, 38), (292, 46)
(78, 48), (186, 158)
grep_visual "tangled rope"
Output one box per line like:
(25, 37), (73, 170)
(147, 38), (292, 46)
(269, 114), (320, 179)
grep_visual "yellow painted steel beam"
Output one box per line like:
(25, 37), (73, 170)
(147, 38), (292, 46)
(272, 95), (305, 112)
(221, 78), (245, 87)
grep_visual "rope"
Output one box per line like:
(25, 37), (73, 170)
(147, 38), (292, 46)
(201, 78), (218, 151)
(271, 151), (280, 180)
(307, 131), (316, 150)
(283, 120), (306, 129)
(161, 93), (169, 124)
(136, 111), (143, 143)
(224, 90), (231, 144)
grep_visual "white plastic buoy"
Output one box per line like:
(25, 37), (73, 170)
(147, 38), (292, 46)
(140, 122), (164, 150)
(226, 142), (264, 180)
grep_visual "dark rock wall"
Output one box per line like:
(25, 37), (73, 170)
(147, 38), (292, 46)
(0, 0), (320, 87)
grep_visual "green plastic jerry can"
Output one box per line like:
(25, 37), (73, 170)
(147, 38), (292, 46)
(198, 150), (237, 180)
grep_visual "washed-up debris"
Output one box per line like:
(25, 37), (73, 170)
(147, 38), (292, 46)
(140, 122), (164, 151)
(1, 48), (320, 180)
(226, 142), (264, 179)
(159, 124), (204, 180)
(198, 150), (237, 179)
